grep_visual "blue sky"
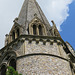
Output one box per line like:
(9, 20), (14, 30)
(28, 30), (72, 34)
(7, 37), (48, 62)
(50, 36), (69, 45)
(60, 1), (75, 49)
(0, 0), (75, 50)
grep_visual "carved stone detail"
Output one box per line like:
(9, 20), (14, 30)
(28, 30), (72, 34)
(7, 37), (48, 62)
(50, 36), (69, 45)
(29, 17), (47, 36)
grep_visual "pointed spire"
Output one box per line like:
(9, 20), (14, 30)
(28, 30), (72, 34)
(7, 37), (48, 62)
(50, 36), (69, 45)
(17, 0), (51, 35)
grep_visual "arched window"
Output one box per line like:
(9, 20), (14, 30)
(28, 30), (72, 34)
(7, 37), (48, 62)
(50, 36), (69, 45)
(39, 25), (42, 35)
(12, 32), (15, 40)
(1, 65), (6, 75)
(17, 29), (20, 37)
(29, 18), (47, 35)
(9, 59), (16, 70)
(33, 25), (37, 35)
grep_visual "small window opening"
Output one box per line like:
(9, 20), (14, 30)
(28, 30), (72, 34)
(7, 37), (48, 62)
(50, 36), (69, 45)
(33, 25), (36, 35)
(17, 29), (20, 37)
(12, 32), (15, 40)
(9, 59), (16, 70)
(39, 25), (42, 35)
(27, 27), (29, 34)
(1, 65), (6, 75)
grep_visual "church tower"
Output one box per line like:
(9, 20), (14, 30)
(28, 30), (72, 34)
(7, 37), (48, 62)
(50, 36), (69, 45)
(0, 0), (75, 75)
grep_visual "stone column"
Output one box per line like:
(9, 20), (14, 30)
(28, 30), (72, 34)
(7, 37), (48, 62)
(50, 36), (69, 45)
(31, 26), (33, 35)
(36, 25), (39, 35)
(58, 44), (62, 56)
(9, 35), (12, 43)
(15, 30), (17, 39)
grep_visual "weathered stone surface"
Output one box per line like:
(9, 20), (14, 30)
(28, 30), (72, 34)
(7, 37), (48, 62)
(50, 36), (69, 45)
(13, 39), (67, 59)
(17, 55), (72, 75)
(18, 0), (51, 35)
(0, 0), (75, 74)
(25, 40), (64, 57)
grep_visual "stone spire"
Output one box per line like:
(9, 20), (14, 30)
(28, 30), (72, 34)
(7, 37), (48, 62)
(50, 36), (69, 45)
(16, 0), (51, 35)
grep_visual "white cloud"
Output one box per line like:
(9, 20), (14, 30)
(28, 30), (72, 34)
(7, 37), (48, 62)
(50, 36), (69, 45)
(37, 0), (73, 30)
(0, 0), (24, 49)
(0, 0), (73, 49)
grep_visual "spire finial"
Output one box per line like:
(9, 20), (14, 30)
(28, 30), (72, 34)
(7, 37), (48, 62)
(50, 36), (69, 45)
(51, 20), (56, 27)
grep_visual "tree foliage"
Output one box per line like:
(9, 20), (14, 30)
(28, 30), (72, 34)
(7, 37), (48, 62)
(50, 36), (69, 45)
(6, 66), (22, 75)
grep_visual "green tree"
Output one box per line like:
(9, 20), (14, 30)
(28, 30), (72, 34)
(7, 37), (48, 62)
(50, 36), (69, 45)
(6, 66), (22, 75)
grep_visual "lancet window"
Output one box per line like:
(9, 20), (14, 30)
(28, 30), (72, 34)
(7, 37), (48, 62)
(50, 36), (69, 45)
(29, 18), (47, 36)
(16, 29), (20, 37)
(12, 31), (15, 40)
(33, 25), (37, 35)
(12, 28), (20, 41)
(39, 25), (42, 35)
(32, 24), (44, 35)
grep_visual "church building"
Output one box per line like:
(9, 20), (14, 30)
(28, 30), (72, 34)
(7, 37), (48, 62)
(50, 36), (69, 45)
(0, 0), (75, 75)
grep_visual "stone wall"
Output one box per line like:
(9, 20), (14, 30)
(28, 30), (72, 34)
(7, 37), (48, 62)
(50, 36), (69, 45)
(0, 36), (73, 75)
(11, 37), (71, 75)
(17, 55), (72, 75)
(25, 40), (67, 59)
(12, 39), (67, 59)
(25, 41), (60, 55)
(13, 39), (67, 58)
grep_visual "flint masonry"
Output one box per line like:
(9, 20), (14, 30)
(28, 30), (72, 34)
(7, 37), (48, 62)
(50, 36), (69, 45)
(0, 0), (75, 75)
